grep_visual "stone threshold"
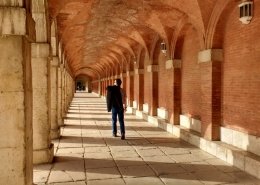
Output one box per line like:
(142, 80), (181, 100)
(128, 107), (260, 179)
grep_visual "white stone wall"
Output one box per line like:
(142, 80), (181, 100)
(221, 127), (260, 156)
(180, 114), (201, 133)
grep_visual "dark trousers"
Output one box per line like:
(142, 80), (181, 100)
(112, 107), (125, 135)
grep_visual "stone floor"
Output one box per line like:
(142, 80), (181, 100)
(34, 92), (260, 185)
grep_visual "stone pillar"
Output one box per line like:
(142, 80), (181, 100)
(198, 49), (222, 140)
(147, 65), (159, 116)
(165, 59), (181, 125)
(0, 4), (34, 184)
(61, 67), (66, 117)
(134, 69), (144, 111)
(32, 43), (54, 164)
(63, 70), (67, 113)
(98, 79), (101, 95)
(57, 65), (63, 126)
(126, 71), (135, 107)
(50, 57), (60, 139)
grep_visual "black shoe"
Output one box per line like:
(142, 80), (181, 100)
(121, 135), (125, 140)
(113, 133), (117, 137)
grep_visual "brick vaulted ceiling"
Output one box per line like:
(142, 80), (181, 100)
(48, 0), (217, 79)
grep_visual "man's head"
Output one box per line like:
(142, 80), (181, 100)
(114, 78), (122, 86)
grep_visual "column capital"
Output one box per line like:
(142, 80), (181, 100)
(0, 7), (26, 35)
(135, 69), (144, 75)
(51, 57), (59, 67)
(147, 65), (159, 73)
(198, 49), (223, 63)
(0, 7), (36, 41)
(165, 59), (181, 69)
(31, 43), (50, 58)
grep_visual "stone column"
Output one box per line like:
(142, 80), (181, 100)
(32, 43), (53, 164)
(50, 57), (60, 139)
(57, 64), (63, 126)
(134, 69), (144, 111)
(31, 0), (54, 164)
(61, 67), (66, 117)
(126, 71), (135, 107)
(147, 65), (159, 116)
(0, 4), (34, 185)
(198, 49), (222, 140)
(165, 59), (181, 125)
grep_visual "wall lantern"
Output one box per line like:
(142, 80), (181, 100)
(161, 42), (167, 55)
(238, 0), (253, 24)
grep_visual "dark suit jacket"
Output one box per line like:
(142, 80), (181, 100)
(106, 85), (123, 112)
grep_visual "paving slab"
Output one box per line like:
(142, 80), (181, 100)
(33, 93), (260, 185)
(124, 176), (164, 185)
(88, 178), (125, 185)
(86, 167), (121, 180)
(119, 165), (156, 178)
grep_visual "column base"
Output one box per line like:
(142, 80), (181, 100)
(50, 128), (60, 139)
(33, 143), (54, 164)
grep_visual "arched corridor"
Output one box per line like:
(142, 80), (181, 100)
(0, 0), (260, 185)
(34, 93), (260, 185)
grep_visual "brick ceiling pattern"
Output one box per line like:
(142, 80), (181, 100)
(48, 0), (217, 78)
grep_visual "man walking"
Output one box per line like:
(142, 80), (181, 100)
(106, 79), (126, 140)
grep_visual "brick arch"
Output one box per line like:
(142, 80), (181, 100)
(137, 47), (146, 69)
(205, 0), (236, 49)
(148, 34), (160, 65)
(152, 38), (166, 65)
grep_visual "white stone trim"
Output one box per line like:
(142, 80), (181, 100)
(198, 49), (223, 63)
(180, 114), (201, 133)
(221, 127), (260, 156)
(165, 59), (181, 69)
(143, 103), (149, 113)
(131, 109), (260, 179)
(157, 107), (168, 120)
(135, 69), (144, 75)
(147, 65), (159, 72)
(133, 100), (138, 108)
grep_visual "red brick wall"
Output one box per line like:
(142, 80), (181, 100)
(92, 82), (99, 94)
(222, 2), (260, 136)
(158, 52), (174, 122)
(181, 27), (201, 119)
(144, 52), (150, 104)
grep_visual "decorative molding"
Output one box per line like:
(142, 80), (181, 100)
(198, 49), (223, 63)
